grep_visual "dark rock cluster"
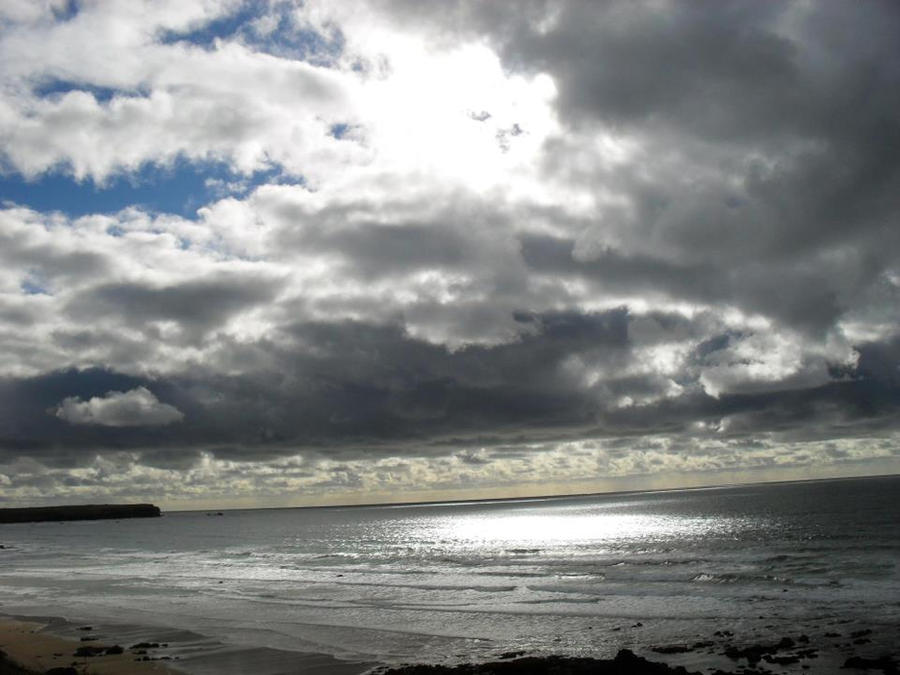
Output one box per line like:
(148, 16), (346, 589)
(379, 649), (701, 674)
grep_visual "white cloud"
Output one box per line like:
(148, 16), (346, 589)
(55, 386), (184, 427)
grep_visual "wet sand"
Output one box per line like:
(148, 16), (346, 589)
(0, 619), (179, 674)
(0, 616), (375, 675)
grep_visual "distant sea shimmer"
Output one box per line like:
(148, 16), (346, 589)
(1, 475), (898, 673)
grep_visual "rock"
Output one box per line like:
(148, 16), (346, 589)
(723, 637), (796, 665)
(842, 654), (898, 672)
(130, 642), (159, 650)
(651, 645), (692, 654)
(498, 651), (527, 660)
(379, 649), (704, 674)
(71, 642), (125, 658)
(851, 629), (873, 639)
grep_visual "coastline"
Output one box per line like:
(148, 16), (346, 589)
(2, 613), (897, 675)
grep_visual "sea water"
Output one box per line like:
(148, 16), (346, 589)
(1, 475), (898, 671)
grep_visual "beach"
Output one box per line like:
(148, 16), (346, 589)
(0, 618), (177, 674)
(1, 613), (897, 675)
(0, 616), (375, 675)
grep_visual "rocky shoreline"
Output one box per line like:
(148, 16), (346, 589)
(377, 649), (704, 675)
(375, 624), (899, 675)
(0, 504), (161, 524)
(377, 644), (900, 675)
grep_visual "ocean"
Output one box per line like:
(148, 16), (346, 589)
(1, 475), (898, 673)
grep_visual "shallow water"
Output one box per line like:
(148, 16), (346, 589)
(1, 475), (898, 670)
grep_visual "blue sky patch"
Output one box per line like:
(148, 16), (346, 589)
(158, 1), (344, 66)
(157, 2), (265, 49)
(32, 78), (138, 104)
(329, 123), (351, 139)
(0, 159), (296, 219)
(51, 0), (80, 22)
(20, 276), (50, 295)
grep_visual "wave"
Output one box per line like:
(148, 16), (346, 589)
(691, 572), (793, 584)
(600, 558), (709, 568)
(526, 583), (605, 595)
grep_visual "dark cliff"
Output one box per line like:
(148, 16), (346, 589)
(0, 503), (161, 524)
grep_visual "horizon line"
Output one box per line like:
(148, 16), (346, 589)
(163, 471), (900, 514)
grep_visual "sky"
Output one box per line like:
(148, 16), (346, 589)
(1, 0), (899, 509)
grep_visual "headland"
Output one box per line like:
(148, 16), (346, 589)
(0, 504), (161, 524)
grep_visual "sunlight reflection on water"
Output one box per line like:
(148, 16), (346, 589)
(408, 506), (722, 549)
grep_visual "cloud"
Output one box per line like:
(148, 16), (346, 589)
(0, 1), (899, 504)
(54, 386), (184, 427)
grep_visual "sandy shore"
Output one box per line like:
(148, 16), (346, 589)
(0, 615), (376, 675)
(2, 613), (898, 675)
(0, 619), (181, 675)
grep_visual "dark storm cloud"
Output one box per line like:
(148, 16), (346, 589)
(372, 0), (900, 330)
(389, 1), (900, 146)
(516, 2), (900, 265)
(303, 219), (470, 272)
(0, 311), (624, 465)
(269, 196), (517, 281)
(519, 231), (874, 336)
(2, 311), (899, 469)
(65, 275), (282, 339)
